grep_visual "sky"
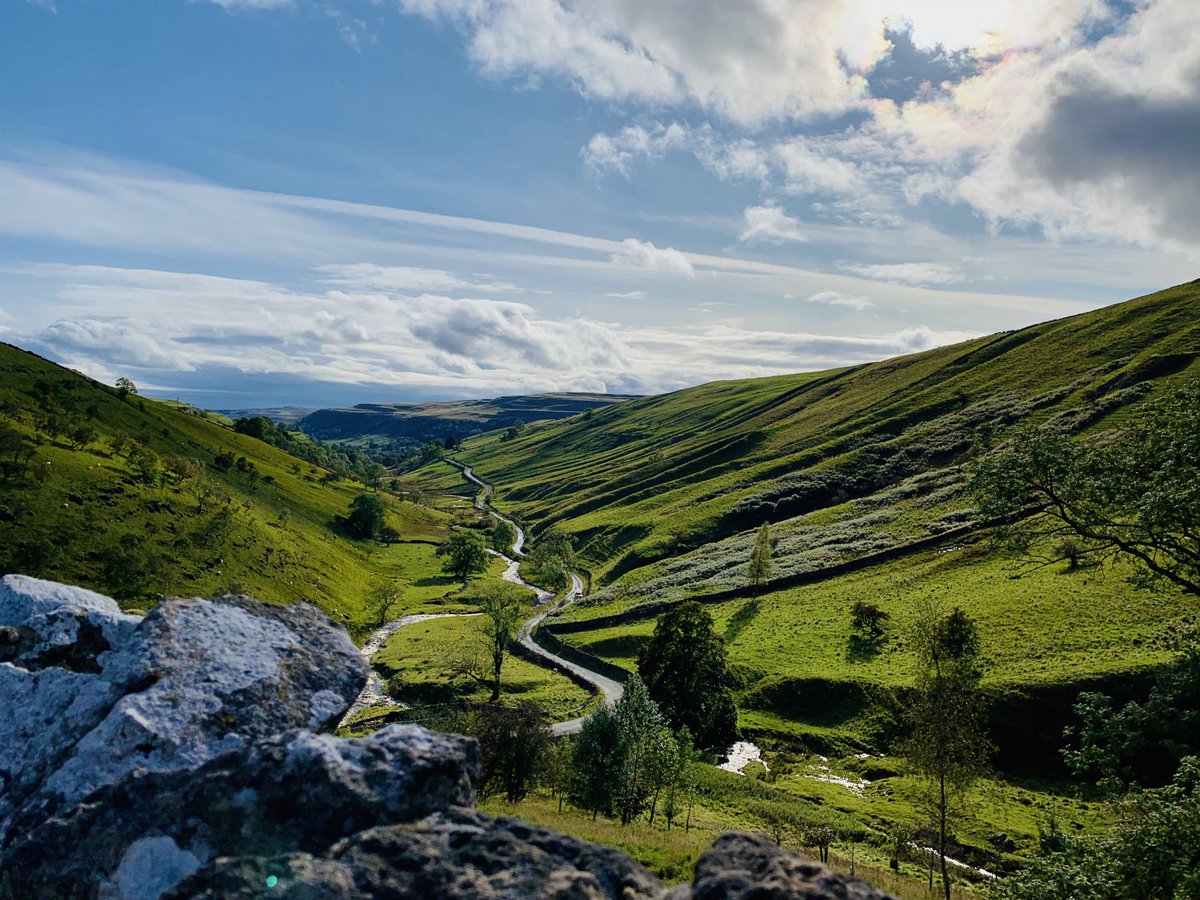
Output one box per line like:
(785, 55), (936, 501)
(0, 0), (1196, 408)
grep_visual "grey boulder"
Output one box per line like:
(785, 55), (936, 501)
(0, 575), (367, 845)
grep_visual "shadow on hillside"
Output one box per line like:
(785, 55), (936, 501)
(845, 634), (887, 663)
(724, 598), (760, 644)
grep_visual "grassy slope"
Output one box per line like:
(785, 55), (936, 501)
(409, 284), (1198, 884)
(0, 343), (458, 635)
(439, 282), (1198, 583)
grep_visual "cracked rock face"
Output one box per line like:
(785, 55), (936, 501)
(0, 575), (368, 846)
(0, 577), (892, 900)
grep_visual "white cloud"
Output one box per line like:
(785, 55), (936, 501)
(739, 205), (807, 245)
(610, 238), (695, 278)
(843, 262), (963, 286)
(204, 0), (294, 9)
(805, 290), (872, 310)
(399, 0), (888, 126)
(314, 263), (513, 293)
(10, 264), (982, 400)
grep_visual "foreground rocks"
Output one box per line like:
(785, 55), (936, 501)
(0, 576), (892, 899)
(0, 574), (369, 844)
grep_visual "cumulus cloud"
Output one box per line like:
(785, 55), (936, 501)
(804, 290), (873, 310)
(610, 238), (695, 277)
(843, 262), (963, 286)
(739, 205), (807, 245)
(13, 263), (981, 404)
(400, 0), (892, 126)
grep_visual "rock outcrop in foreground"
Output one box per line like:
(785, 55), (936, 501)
(0, 576), (892, 899)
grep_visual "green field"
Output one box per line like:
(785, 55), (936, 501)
(373, 610), (595, 721)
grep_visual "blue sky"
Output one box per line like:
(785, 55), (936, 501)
(1, 0), (1196, 407)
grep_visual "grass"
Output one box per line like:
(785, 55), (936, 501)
(560, 544), (1190, 690)
(0, 342), (510, 643)
(439, 282), (1198, 585)
(373, 609), (594, 721)
(479, 751), (1110, 897)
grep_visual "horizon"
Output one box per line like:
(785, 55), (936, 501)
(2, 0), (1197, 408)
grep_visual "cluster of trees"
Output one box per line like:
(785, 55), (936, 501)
(569, 677), (698, 826)
(970, 381), (1200, 898)
(233, 416), (386, 488)
(526, 528), (575, 590)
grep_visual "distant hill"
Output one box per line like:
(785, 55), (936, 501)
(299, 393), (638, 445)
(217, 407), (316, 426)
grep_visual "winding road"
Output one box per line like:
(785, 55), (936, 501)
(451, 460), (624, 734)
(342, 461), (624, 734)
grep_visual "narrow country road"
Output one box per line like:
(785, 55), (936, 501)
(448, 459), (625, 734)
(343, 461), (625, 732)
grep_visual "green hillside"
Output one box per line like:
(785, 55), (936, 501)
(421, 281), (1199, 754)
(410, 281), (1199, 888)
(438, 281), (1199, 584)
(0, 342), (464, 635)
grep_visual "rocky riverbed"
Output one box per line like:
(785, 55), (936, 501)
(0, 574), (893, 899)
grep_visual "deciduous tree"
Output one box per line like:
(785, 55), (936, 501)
(902, 603), (990, 900)
(638, 602), (739, 750)
(971, 382), (1200, 597)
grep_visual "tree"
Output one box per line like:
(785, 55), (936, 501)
(747, 521), (772, 593)
(991, 757), (1200, 900)
(438, 530), (490, 584)
(541, 737), (574, 813)
(637, 601), (739, 750)
(799, 816), (840, 864)
(344, 493), (387, 540)
(115, 377), (137, 400)
(613, 675), (667, 825)
(660, 727), (695, 831)
(127, 443), (161, 485)
(367, 579), (406, 629)
(850, 600), (889, 640)
(492, 519), (517, 554)
(1064, 643), (1200, 790)
(475, 583), (525, 702)
(213, 451), (235, 472)
(971, 382), (1200, 597)
(569, 702), (624, 819)
(462, 701), (552, 803)
(901, 603), (990, 900)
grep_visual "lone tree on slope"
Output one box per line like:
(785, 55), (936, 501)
(747, 521), (773, 594)
(902, 603), (990, 900)
(637, 601), (739, 751)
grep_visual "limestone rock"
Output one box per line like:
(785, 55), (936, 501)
(0, 575), (367, 846)
(3, 725), (479, 899)
(688, 833), (895, 899)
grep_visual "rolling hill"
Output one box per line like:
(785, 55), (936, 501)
(423, 280), (1199, 757)
(0, 343), (465, 636)
(299, 392), (638, 446)
(441, 281), (1199, 583)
